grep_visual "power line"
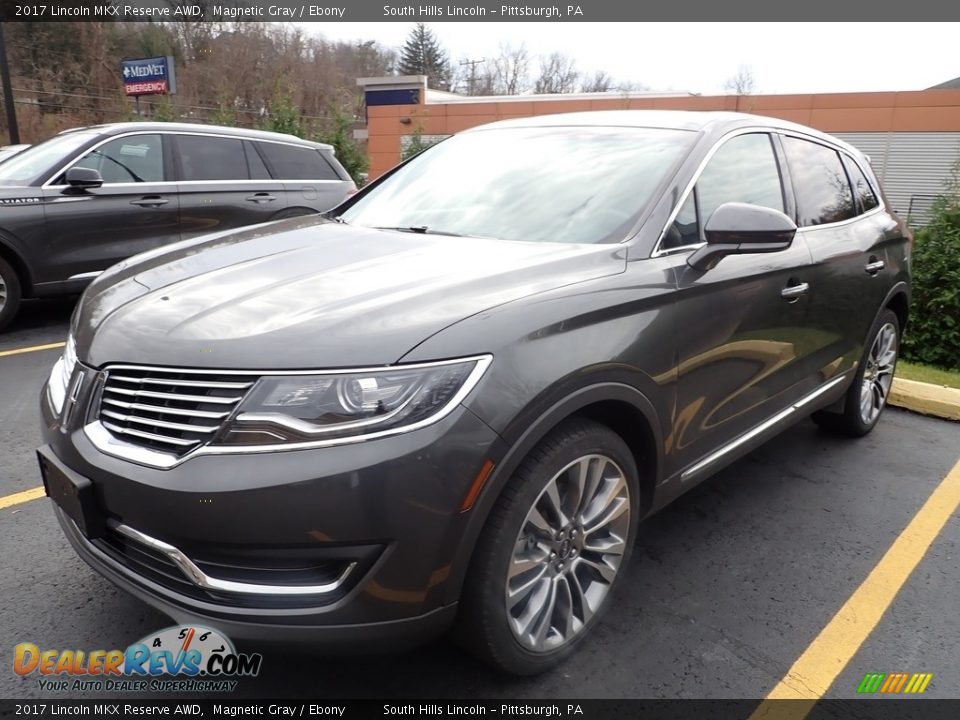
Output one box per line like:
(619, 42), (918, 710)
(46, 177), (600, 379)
(9, 86), (340, 122)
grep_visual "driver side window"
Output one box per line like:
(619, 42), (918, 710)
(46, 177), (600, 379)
(68, 134), (165, 184)
(663, 133), (785, 250)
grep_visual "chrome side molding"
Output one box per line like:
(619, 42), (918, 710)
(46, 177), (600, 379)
(680, 373), (850, 482)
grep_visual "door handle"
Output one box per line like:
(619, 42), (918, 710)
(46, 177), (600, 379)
(130, 196), (168, 207)
(245, 193), (277, 203)
(865, 259), (885, 275)
(781, 282), (810, 300)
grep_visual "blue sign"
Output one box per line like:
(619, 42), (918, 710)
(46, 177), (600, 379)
(121, 56), (176, 97)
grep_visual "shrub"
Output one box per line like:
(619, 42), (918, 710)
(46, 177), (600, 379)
(314, 108), (368, 187)
(901, 174), (960, 371)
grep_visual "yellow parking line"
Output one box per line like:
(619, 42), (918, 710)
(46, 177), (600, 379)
(0, 341), (65, 358)
(0, 486), (46, 510)
(751, 457), (960, 719)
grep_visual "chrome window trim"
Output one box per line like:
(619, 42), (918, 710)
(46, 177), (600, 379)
(651, 126), (888, 258)
(42, 130), (341, 190)
(794, 204), (885, 234)
(84, 355), (493, 470)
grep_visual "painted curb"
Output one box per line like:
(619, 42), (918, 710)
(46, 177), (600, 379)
(890, 377), (960, 421)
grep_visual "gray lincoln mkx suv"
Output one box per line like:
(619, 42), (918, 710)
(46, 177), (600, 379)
(39, 111), (910, 674)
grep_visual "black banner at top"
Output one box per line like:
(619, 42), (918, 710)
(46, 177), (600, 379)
(1, 0), (958, 22)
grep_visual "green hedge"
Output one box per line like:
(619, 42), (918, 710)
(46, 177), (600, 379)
(901, 195), (960, 371)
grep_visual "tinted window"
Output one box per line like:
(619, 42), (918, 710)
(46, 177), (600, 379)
(244, 141), (271, 180)
(72, 134), (164, 183)
(177, 135), (248, 181)
(257, 143), (340, 180)
(782, 137), (856, 226)
(662, 134), (783, 250)
(842, 155), (879, 214)
(341, 127), (695, 245)
(697, 133), (784, 223)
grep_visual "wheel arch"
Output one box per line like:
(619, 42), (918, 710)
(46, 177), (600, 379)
(884, 285), (909, 335)
(443, 382), (664, 605)
(0, 232), (33, 297)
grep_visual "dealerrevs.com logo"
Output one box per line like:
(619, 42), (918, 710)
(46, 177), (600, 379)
(14, 625), (262, 693)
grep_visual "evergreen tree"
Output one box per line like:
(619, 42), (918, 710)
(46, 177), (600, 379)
(398, 23), (451, 90)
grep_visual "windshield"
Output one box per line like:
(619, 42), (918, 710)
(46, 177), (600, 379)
(341, 126), (694, 244)
(0, 132), (96, 186)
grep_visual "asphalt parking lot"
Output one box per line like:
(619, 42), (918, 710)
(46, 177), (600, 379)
(1, 298), (958, 701)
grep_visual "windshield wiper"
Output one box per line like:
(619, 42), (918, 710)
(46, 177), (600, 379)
(373, 226), (470, 237)
(91, 150), (145, 183)
(322, 210), (347, 223)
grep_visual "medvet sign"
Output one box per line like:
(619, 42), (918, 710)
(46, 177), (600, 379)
(121, 56), (177, 97)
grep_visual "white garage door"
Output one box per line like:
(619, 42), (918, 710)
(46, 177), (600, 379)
(834, 132), (960, 226)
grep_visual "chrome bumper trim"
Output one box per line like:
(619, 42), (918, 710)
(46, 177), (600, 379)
(113, 523), (356, 597)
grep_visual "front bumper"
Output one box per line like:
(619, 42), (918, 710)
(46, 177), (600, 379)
(41, 383), (503, 646)
(55, 505), (457, 650)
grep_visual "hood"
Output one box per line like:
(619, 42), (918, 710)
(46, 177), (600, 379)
(76, 217), (625, 370)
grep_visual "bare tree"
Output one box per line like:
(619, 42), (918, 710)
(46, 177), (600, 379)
(489, 43), (530, 95)
(580, 70), (614, 93)
(724, 65), (756, 95)
(534, 52), (579, 94)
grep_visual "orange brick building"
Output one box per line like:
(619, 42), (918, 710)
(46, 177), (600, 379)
(356, 75), (960, 224)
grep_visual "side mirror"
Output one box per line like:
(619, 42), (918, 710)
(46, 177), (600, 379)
(65, 167), (103, 189)
(688, 202), (797, 271)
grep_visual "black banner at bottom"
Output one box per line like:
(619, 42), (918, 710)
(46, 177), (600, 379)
(1, 699), (958, 720)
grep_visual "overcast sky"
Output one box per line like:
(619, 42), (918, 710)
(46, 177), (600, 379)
(300, 22), (958, 95)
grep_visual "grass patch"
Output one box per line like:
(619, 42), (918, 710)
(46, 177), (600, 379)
(896, 361), (960, 389)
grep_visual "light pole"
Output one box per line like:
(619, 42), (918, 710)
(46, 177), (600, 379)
(0, 22), (19, 144)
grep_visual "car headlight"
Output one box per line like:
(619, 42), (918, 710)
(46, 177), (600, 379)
(214, 355), (492, 447)
(47, 334), (78, 415)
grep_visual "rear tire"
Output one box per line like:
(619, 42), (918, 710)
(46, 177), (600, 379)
(456, 419), (640, 675)
(0, 256), (22, 333)
(812, 309), (900, 437)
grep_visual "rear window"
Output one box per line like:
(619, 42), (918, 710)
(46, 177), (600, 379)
(782, 137), (856, 227)
(256, 142), (341, 181)
(842, 155), (880, 214)
(177, 135), (248, 181)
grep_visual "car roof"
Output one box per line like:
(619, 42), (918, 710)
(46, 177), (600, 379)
(466, 110), (866, 159)
(59, 122), (333, 151)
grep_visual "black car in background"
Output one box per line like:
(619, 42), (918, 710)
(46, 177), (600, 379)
(0, 123), (355, 330)
(39, 111), (910, 675)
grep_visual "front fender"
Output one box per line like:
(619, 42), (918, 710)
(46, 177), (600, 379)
(442, 379), (664, 605)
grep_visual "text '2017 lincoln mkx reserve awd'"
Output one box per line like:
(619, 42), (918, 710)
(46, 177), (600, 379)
(39, 111), (910, 675)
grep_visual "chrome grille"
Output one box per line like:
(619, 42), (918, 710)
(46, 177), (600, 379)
(98, 367), (258, 456)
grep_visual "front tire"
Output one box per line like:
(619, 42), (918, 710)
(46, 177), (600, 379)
(812, 308), (900, 437)
(456, 419), (640, 675)
(0, 256), (22, 332)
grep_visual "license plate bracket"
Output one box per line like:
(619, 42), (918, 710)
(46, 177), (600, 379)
(37, 448), (105, 539)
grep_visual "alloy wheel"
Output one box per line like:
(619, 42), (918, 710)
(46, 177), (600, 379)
(860, 322), (897, 425)
(0, 274), (6, 312)
(505, 453), (631, 652)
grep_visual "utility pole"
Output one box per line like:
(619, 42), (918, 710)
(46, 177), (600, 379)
(459, 58), (484, 95)
(0, 23), (18, 144)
